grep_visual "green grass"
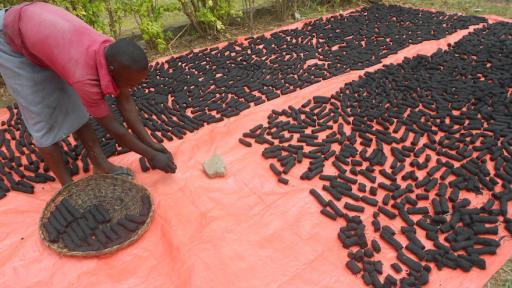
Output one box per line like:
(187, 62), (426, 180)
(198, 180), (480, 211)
(384, 0), (512, 18)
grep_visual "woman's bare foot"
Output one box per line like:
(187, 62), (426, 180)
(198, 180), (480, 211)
(93, 163), (134, 180)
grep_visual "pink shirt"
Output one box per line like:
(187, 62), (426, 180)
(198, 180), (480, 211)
(3, 2), (119, 118)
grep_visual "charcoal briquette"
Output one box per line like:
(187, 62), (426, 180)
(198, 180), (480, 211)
(309, 188), (328, 207)
(322, 185), (342, 201)
(56, 203), (75, 224)
(277, 176), (290, 185)
(369, 186), (378, 196)
(62, 198), (81, 219)
(48, 214), (65, 234)
(321, 207), (337, 221)
(467, 246), (497, 255)
(327, 200), (344, 217)
(397, 251), (423, 272)
(360, 169), (377, 184)
(62, 233), (79, 250)
(372, 219), (381, 232)
(407, 207), (429, 215)
(378, 206), (397, 219)
(361, 195), (378, 207)
(416, 219), (437, 232)
(70, 222), (86, 240)
(346, 260), (362, 274)
(391, 263), (403, 273)
(371, 239), (381, 253)
(380, 231), (403, 252)
(338, 173), (358, 185)
(344, 202), (364, 213)
(140, 194), (152, 216)
(118, 218), (140, 232)
(239, 138), (252, 147)
(43, 221), (59, 243)
(405, 243), (426, 261)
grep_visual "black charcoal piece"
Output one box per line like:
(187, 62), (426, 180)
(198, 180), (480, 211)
(83, 211), (98, 230)
(62, 198), (81, 219)
(278, 176), (289, 185)
(382, 194), (391, 206)
(309, 188), (328, 207)
(110, 223), (131, 240)
(380, 231), (403, 252)
(338, 173), (358, 185)
(467, 246), (497, 255)
(269, 163), (282, 176)
(320, 207), (337, 221)
(346, 260), (362, 274)
(364, 248), (374, 258)
(48, 214), (65, 233)
(139, 157), (150, 172)
(239, 138), (252, 147)
(397, 251), (423, 272)
(378, 206), (397, 219)
(378, 182), (398, 192)
(322, 185), (342, 201)
(372, 219), (381, 232)
(344, 202), (364, 213)
(125, 214), (148, 225)
(118, 218), (140, 232)
(78, 218), (93, 237)
(95, 205), (111, 222)
(56, 203), (75, 224)
(416, 219), (437, 232)
(43, 221), (59, 243)
(94, 229), (112, 247)
(62, 233), (79, 250)
(140, 194), (152, 216)
(358, 183), (367, 193)
(84, 238), (103, 251)
(383, 275), (397, 287)
(90, 207), (107, 223)
(327, 200), (344, 217)
(51, 208), (68, 228)
(11, 182), (34, 194)
(407, 207), (429, 215)
(361, 196), (378, 207)
(369, 186), (377, 196)
(102, 226), (120, 242)
(371, 239), (381, 253)
(379, 169), (396, 182)
(391, 263), (402, 273)
(359, 169), (377, 183)
(70, 222), (86, 240)
(405, 243), (426, 261)
(398, 209), (415, 227)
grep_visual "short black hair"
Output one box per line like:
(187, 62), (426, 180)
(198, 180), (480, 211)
(105, 38), (148, 71)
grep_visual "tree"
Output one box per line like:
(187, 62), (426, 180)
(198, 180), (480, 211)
(178, 0), (238, 37)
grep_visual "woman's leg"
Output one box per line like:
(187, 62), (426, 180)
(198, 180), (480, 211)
(38, 144), (72, 186)
(74, 122), (132, 176)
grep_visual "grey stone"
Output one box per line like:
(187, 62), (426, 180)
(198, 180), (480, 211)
(203, 154), (226, 178)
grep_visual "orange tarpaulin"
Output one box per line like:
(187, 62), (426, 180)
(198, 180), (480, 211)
(0, 12), (511, 288)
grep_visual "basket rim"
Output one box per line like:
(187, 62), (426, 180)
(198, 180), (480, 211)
(39, 174), (154, 257)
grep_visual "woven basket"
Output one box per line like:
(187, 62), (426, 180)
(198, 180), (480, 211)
(39, 174), (154, 257)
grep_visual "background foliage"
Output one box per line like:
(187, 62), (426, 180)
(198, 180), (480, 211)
(0, 0), (241, 49)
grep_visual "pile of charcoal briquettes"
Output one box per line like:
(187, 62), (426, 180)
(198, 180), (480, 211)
(43, 194), (151, 252)
(239, 22), (512, 287)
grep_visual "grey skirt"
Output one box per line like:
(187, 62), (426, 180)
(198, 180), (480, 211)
(0, 8), (89, 147)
